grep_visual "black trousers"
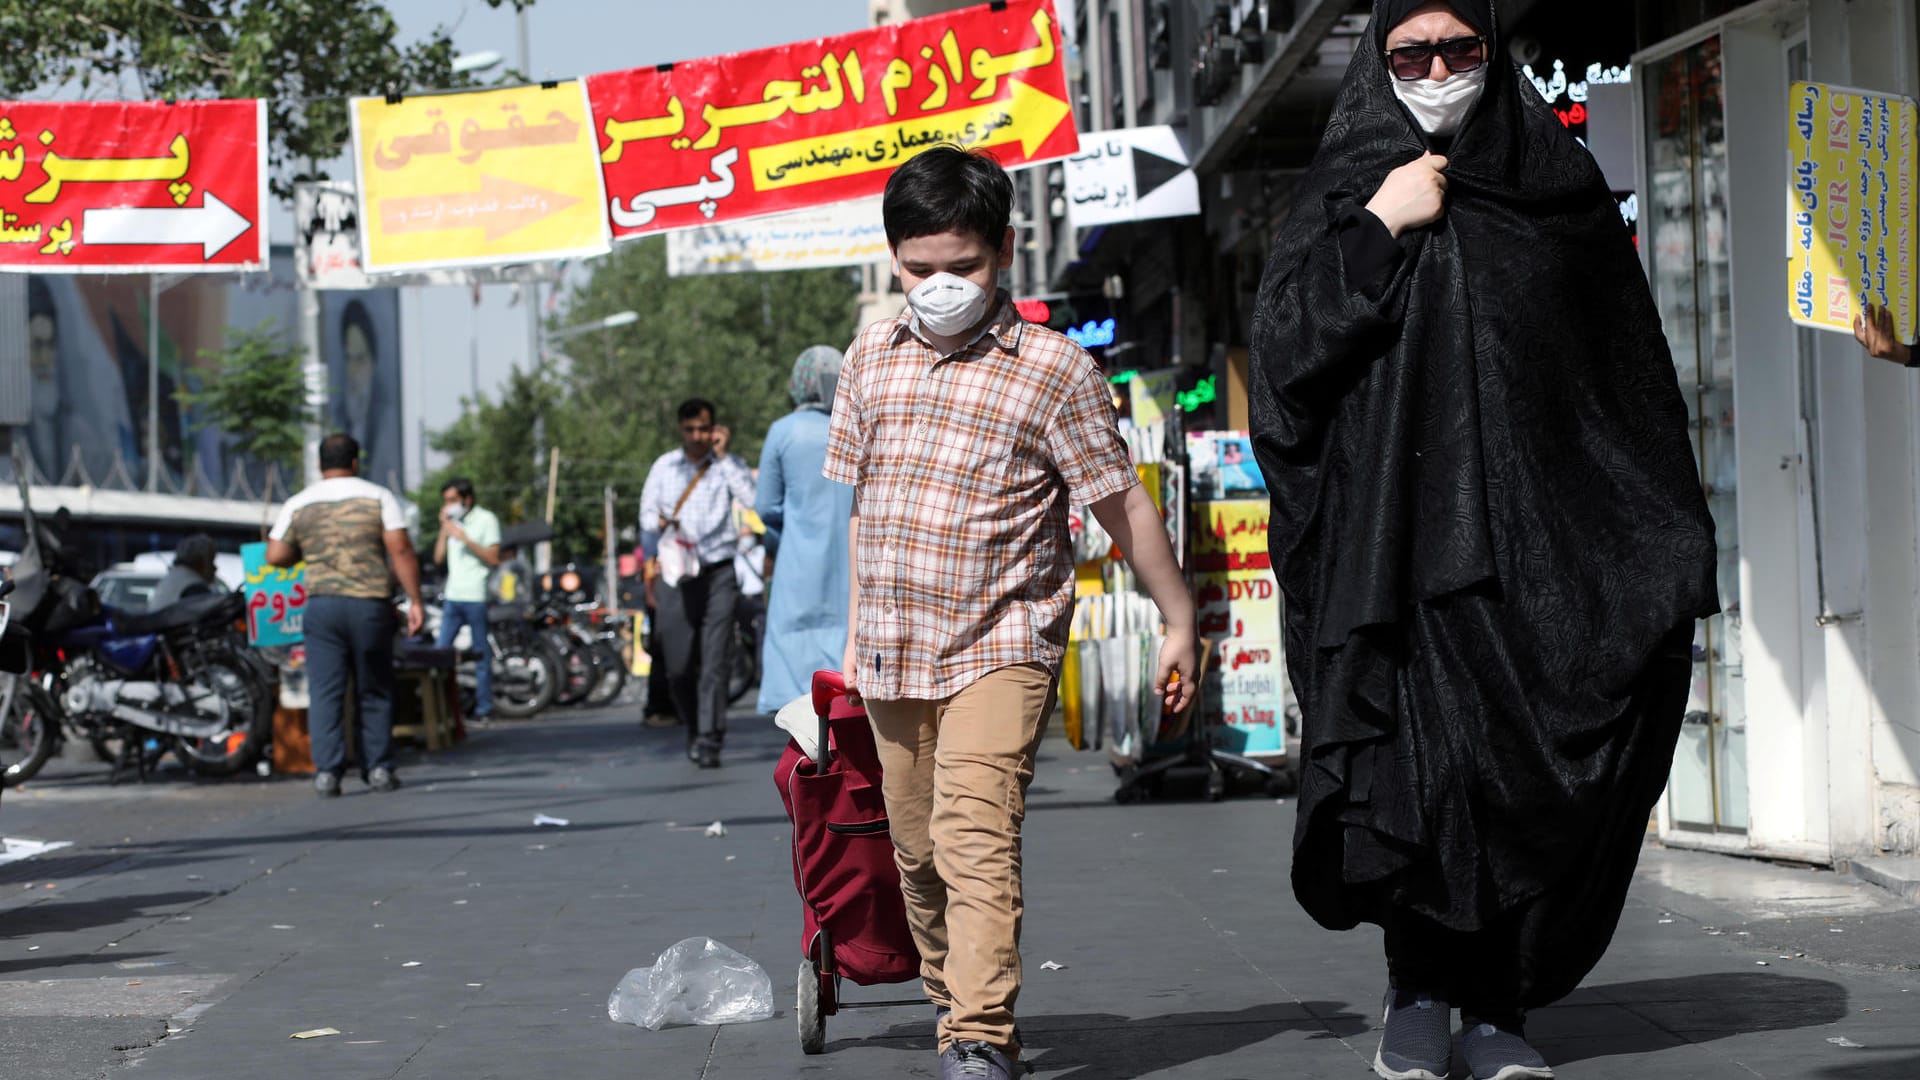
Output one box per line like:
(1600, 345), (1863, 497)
(652, 561), (738, 753)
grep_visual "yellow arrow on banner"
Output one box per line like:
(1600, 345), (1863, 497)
(748, 79), (1071, 193)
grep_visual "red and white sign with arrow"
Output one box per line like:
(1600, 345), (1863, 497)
(0, 99), (267, 273)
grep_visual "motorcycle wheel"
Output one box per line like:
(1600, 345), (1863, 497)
(553, 633), (598, 707)
(0, 680), (62, 787)
(583, 641), (626, 707)
(491, 641), (561, 718)
(175, 654), (273, 777)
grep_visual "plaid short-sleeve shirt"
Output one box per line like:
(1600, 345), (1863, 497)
(823, 292), (1139, 701)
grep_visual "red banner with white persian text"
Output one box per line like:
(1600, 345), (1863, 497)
(0, 100), (267, 272)
(586, 0), (1077, 239)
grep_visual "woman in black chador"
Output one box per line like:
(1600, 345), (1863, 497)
(1248, 2), (1719, 1079)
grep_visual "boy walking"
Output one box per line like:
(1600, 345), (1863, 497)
(825, 146), (1197, 1079)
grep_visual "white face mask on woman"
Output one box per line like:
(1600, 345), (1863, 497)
(905, 272), (992, 337)
(1392, 64), (1487, 137)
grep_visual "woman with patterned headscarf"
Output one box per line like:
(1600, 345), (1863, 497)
(753, 345), (855, 712)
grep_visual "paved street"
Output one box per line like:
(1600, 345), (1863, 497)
(2, 706), (1918, 1080)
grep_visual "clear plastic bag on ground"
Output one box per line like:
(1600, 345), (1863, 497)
(607, 937), (775, 1030)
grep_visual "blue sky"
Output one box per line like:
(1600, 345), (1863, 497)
(386, 0), (869, 88)
(384, 0), (868, 488)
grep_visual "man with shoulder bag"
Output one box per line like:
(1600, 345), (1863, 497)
(638, 399), (757, 768)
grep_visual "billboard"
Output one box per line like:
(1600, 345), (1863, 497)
(20, 252), (405, 497)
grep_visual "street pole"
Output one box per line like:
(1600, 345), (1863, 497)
(300, 280), (325, 488)
(517, 6), (542, 389)
(539, 445), (560, 572)
(603, 484), (617, 609)
(146, 274), (159, 491)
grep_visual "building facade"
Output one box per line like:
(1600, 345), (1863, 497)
(1633, 0), (1920, 869)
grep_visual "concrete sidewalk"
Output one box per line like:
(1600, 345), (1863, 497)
(2, 707), (1917, 1079)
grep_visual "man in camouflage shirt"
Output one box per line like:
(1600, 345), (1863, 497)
(268, 433), (425, 796)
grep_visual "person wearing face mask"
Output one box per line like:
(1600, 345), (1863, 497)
(1248, 3), (1719, 1079)
(824, 146), (1197, 1080)
(435, 478), (502, 720)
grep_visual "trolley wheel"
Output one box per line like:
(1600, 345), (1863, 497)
(798, 958), (826, 1055)
(1205, 769), (1227, 802)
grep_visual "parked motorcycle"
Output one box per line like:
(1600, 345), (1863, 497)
(579, 607), (629, 708)
(0, 494), (272, 785)
(0, 577), (62, 789)
(423, 598), (562, 720)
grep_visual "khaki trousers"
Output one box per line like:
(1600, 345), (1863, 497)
(866, 664), (1055, 1058)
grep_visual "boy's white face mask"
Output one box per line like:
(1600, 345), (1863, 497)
(905, 272), (991, 337)
(444, 502), (468, 523)
(1392, 64), (1487, 137)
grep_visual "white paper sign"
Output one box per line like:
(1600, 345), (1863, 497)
(667, 197), (889, 276)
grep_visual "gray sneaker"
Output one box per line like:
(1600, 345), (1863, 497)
(314, 772), (341, 798)
(1461, 1022), (1553, 1080)
(1375, 988), (1453, 1080)
(941, 1040), (1015, 1079)
(367, 767), (401, 793)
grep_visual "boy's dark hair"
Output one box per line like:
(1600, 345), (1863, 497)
(677, 399), (716, 424)
(882, 146), (1014, 252)
(442, 477), (476, 500)
(319, 433), (359, 471)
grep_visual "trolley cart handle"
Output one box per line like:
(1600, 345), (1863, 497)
(811, 670), (848, 771)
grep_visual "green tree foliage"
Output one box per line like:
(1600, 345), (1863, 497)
(175, 324), (312, 475)
(417, 238), (861, 566)
(0, 0), (529, 196)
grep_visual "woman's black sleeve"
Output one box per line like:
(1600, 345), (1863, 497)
(1337, 206), (1403, 297)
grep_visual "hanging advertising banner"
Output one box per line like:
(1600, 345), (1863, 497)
(296, 180), (562, 289)
(0, 99), (267, 273)
(241, 542), (306, 648)
(666, 195), (888, 276)
(1191, 499), (1289, 761)
(350, 82), (612, 274)
(1786, 81), (1918, 343)
(587, 0), (1077, 240)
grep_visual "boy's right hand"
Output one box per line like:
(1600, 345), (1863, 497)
(1155, 628), (1198, 716)
(841, 639), (862, 706)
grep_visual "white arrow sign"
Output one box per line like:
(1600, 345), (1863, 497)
(82, 193), (252, 260)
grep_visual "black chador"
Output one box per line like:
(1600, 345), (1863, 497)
(1249, 0), (1719, 1012)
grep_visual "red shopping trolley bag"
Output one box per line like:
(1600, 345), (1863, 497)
(774, 670), (920, 990)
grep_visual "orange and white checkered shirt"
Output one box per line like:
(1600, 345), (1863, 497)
(823, 292), (1139, 701)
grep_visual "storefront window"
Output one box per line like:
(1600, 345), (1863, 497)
(1643, 35), (1748, 833)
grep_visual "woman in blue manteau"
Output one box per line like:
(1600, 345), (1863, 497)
(754, 345), (854, 713)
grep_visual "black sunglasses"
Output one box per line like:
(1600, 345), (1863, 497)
(1384, 35), (1488, 81)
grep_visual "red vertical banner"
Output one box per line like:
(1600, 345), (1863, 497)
(586, 0), (1077, 239)
(0, 100), (267, 272)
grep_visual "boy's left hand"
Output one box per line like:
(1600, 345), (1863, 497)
(1155, 629), (1198, 715)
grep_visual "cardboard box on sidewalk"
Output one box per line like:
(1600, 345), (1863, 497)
(272, 706), (314, 776)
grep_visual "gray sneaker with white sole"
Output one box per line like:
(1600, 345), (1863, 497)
(1375, 988), (1454, 1080)
(1461, 1022), (1553, 1080)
